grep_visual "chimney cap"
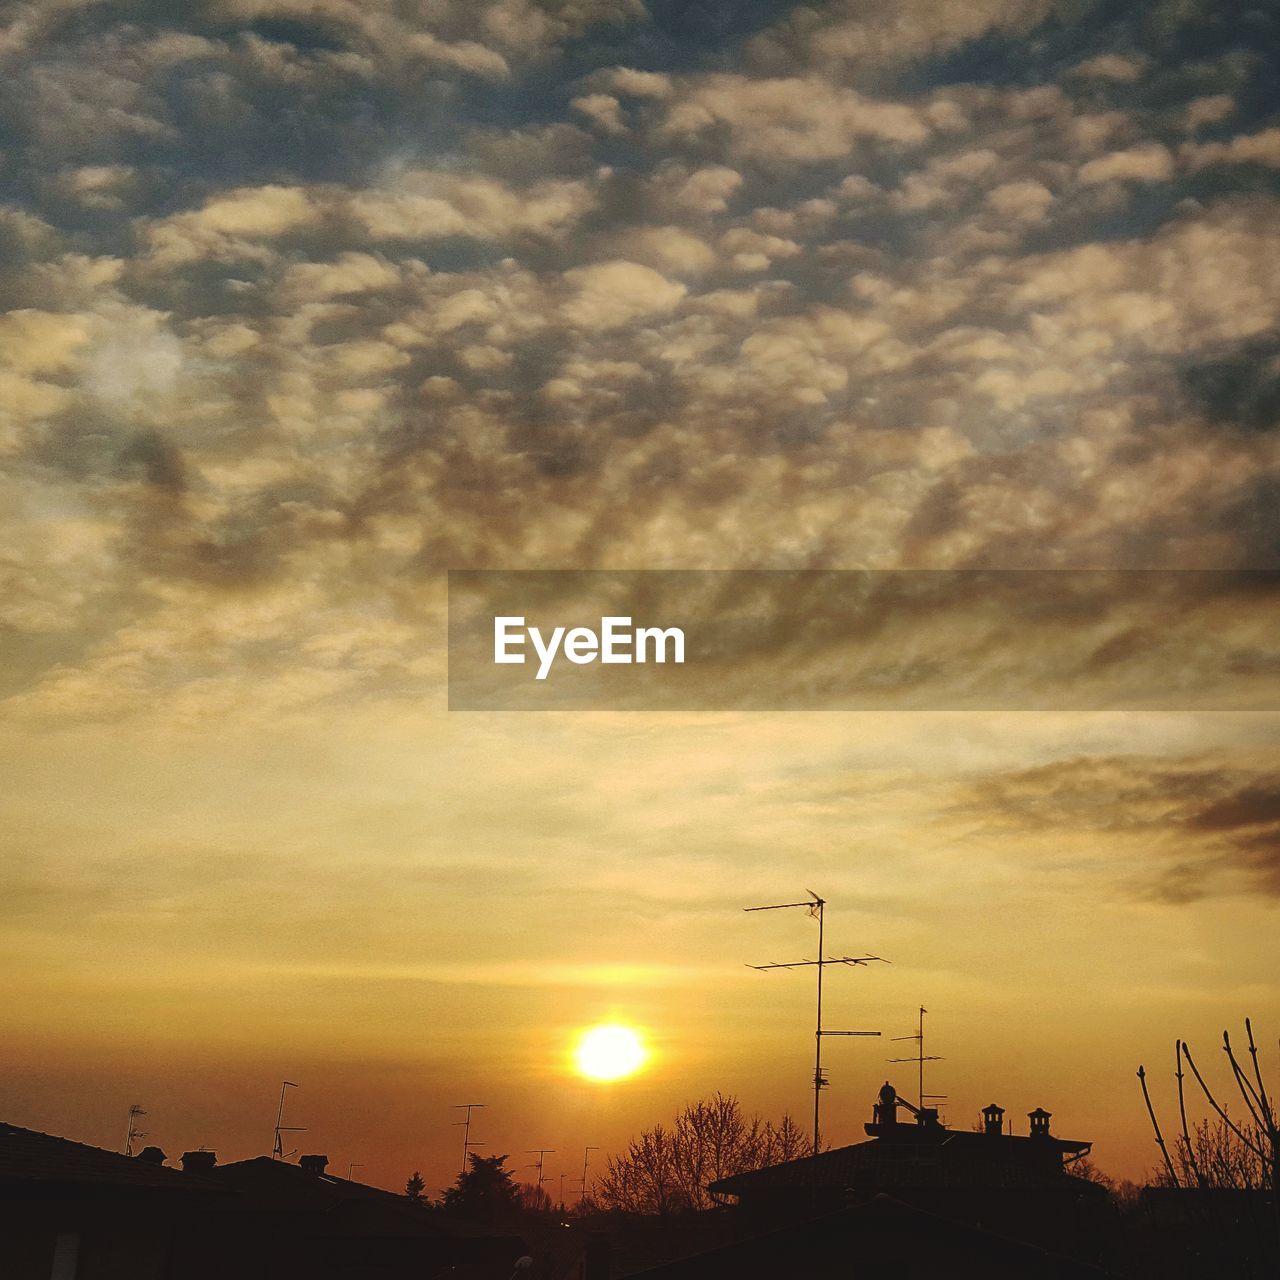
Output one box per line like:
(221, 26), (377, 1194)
(181, 1150), (217, 1172)
(299, 1154), (329, 1174)
(135, 1146), (167, 1166)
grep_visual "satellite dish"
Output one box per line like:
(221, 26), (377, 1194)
(513, 1258), (534, 1271)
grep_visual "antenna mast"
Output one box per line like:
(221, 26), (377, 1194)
(577, 1145), (599, 1205)
(526, 1148), (555, 1200)
(888, 1006), (946, 1111)
(746, 890), (887, 1156)
(124, 1104), (147, 1157)
(452, 1103), (487, 1176)
(271, 1081), (305, 1160)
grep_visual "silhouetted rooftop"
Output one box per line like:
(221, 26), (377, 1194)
(712, 1126), (1093, 1197)
(0, 1121), (207, 1192)
(206, 1156), (452, 1230)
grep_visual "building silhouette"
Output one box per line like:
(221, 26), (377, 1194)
(0, 1121), (531, 1280)
(710, 1081), (1109, 1252)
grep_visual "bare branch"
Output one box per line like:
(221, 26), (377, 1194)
(1223, 1030), (1268, 1133)
(1176, 1039), (1206, 1189)
(1182, 1042), (1269, 1160)
(1138, 1064), (1180, 1187)
(1245, 1018), (1278, 1141)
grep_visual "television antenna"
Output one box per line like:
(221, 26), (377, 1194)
(347, 1162), (363, 1181)
(746, 890), (887, 1156)
(577, 1145), (599, 1204)
(526, 1148), (554, 1197)
(271, 1081), (305, 1160)
(124, 1104), (147, 1157)
(888, 1006), (946, 1111)
(452, 1103), (486, 1176)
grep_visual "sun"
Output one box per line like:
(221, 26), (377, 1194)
(573, 1023), (648, 1082)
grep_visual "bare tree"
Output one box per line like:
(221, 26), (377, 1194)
(1068, 1153), (1116, 1191)
(516, 1181), (554, 1213)
(596, 1093), (805, 1215)
(1137, 1019), (1277, 1197)
(1162, 1118), (1267, 1192)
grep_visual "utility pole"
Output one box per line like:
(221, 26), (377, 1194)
(746, 890), (887, 1157)
(271, 1081), (305, 1160)
(124, 1104), (147, 1157)
(452, 1103), (486, 1176)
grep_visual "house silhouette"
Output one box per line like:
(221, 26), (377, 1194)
(710, 1081), (1109, 1254)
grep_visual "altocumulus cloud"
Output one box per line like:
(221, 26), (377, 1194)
(0, 0), (1277, 721)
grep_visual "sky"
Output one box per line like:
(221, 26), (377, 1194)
(1, 0), (1279, 1193)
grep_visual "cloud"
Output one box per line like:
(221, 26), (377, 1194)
(1184, 127), (1280, 171)
(960, 756), (1280, 901)
(751, 0), (1053, 82)
(1078, 143), (1175, 185)
(350, 172), (594, 243)
(986, 179), (1055, 222)
(1069, 54), (1146, 82)
(662, 75), (930, 163)
(601, 67), (673, 99)
(145, 185), (325, 266)
(1187, 782), (1280, 832)
(572, 92), (627, 135)
(562, 260), (686, 329)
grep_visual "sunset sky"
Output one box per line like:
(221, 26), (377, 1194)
(2, 0), (1279, 1194)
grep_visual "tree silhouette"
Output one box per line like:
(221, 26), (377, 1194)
(1138, 1018), (1277, 1196)
(442, 1153), (522, 1223)
(1138, 1017), (1280, 1271)
(405, 1170), (426, 1203)
(597, 1093), (806, 1215)
(516, 1181), (554, 1213)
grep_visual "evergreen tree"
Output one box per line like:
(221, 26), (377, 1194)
(441, 1153), (521, 1222)
(405, 1170), (426, 1203)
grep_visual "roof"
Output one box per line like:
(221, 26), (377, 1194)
(632, 1193), (1117, 1279)
(207, 1156), (450, 1230)
(712, 1128), (1093, 1197)
(0, 1121), (209, 1192)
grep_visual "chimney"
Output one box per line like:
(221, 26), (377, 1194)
(873, 1081), (898, 1129)
(584, 1232), (612, 1280)
(135, 1146), (167, 1166)
(299, 1154), (329, 1175)
(981, 1104), (1005, 1136)
(1028, 1108), (1052, 1138)
(181, 1151), (217, 1173)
